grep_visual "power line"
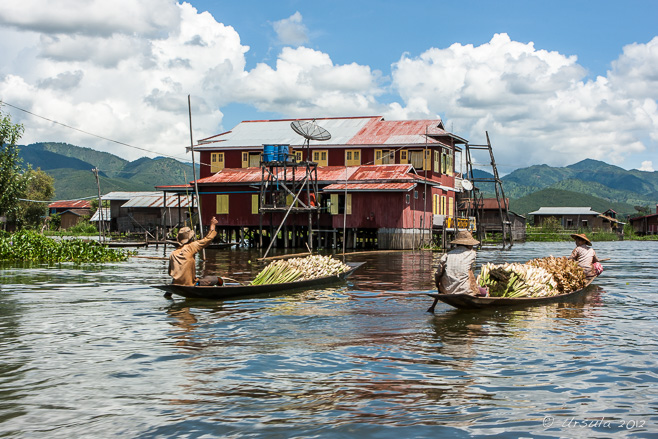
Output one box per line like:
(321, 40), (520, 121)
(1, 100), (195, 163)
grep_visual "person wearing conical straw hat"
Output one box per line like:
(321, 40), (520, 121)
(568, 233), (600, 280)
(434, 230), (482, 296)
(168, 216), (219, 286)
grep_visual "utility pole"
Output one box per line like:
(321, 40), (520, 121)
(92, 167), (104, 243)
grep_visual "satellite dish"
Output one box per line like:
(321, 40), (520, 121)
(461, 180), (473, 191)
(291, 120), (331, 141)
(290, 120), (331, 163)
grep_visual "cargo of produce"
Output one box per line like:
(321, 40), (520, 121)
(251, 255), (351, 285)
(477, 256), (587, 298)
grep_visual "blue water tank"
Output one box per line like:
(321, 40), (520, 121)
(263, 144), (276, 162)
(278, 144), (289, 162)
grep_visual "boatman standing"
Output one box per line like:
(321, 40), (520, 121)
(168, 216), (219, 286)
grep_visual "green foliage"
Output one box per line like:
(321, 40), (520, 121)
(0, 106), (26, 219)
(67, 220), (98, 234)
(0, 230), (130, 263)
(16, 167), (55, 228)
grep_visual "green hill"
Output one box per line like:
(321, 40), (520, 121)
(18, 142), (197, 200)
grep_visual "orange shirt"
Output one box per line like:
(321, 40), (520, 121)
(168, 230), (217, 286)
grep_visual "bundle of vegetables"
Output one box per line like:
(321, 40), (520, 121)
(251, 255), (350, 285)
(526, 256), (587, 294)
(478, 262), (558, 298)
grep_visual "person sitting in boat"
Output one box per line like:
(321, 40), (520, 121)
(168, 216), (220, 286)
(435, 231), (482, 296)
(568, 233), (600, 280)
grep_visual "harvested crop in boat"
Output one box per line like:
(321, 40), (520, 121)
(478, 262), (558, 298)
(526, 256), (587, 293)
(477, 256), (587, 298)
(251, 255), (350, 285)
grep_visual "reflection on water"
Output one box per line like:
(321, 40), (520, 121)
(0, 241), (656, 437)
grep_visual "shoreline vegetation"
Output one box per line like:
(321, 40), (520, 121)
(0, 230), (133, 263)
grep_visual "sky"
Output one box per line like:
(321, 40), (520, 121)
(0, 0), (657, 174)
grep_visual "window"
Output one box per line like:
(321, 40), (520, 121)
(241, 152), (249, 168)
(441, 195), (446, 216)
(446, 152), (453, 176)
(251, 194), (259, 214)
(400, 150), (408, 164)
(329, 193), (351, 215)
(406, 194), (410, 204)
(211, 152), (224, 173)
(216, 194), (229, 214)
(375, 149), (394, 165)
(433, 194), (439, 214)
(248, 153), (261, 167)
(409, 150), (424, 170)
(312, 150), (328, 166)
(433, 151), (440, 173)
(414, 190), (418, 199)
(345, 149), (361, 166)
(448, 197), (454, 218)
(294, 150), (303, 162)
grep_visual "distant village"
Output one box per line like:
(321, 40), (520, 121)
(47, 116), (658, 249)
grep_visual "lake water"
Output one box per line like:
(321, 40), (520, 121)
(0, 241), (656, 438)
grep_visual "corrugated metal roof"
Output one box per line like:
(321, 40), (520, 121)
(196, 164), (414, 185)
(120, 194), (195, 208)
(349, 119), (447, 145)
(195, 116), (456, 150)
(103, 191), (160, 200)
(49, 200), (91, 209)
(90, 208), (111, 222)
(323, 182), (416, 192)
(528, 207), (601, 215)
(60, 209), (90, 216)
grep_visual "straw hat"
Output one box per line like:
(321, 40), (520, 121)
(450, 231), (480, 246)
(570, 233), (592, 246)
(177, 227), (195, 245)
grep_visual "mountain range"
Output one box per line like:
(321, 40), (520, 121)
(18, 142), (198, 200)
(18, 142), (657, 219)
(472, 159), (658, 217)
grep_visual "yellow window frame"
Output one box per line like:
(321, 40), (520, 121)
(312, 149), (328, 166)
(216, 194), (229, 214)
(241, 152), (249, 168)
(251, 194), (259, 214)
(210, 152), (224, 173)
(345, 149), (361, 166)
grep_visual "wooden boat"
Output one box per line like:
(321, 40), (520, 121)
(153, 262), (364, 300)
(427, 278), (597, 311)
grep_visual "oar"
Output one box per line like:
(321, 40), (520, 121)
(427, 296), (440, 313)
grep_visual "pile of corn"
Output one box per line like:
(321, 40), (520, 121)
(251, 255), (350, 285)
(527, 256), (587, 294)
(477, 256), (587, 298)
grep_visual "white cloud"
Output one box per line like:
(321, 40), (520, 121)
(0, 1), (247, 161)
(272, 12), (308, 47)
(639, 161), (655, 172)
(389, 33), (658, 171)
(225, 46), (382, 116)
(0, 3), (656, 174)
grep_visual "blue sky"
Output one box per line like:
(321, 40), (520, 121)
(1, 0), (657, 173)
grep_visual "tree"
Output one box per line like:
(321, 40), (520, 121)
(16, 167), (55, 229)
(0, 105), (26, 226)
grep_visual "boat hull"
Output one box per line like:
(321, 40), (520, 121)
(153, 262), (364, 300)
(427, 280), (596, 310)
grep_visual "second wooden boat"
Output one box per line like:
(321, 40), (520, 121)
(153, 262), (364, 300)
(427, 278), (596, 311)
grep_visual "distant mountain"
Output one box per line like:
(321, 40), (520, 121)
(18, 142), (198, 200)
(510, 188), (637, 217)
(466, 159), (657, 217)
